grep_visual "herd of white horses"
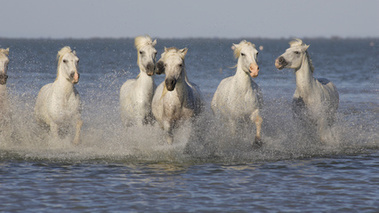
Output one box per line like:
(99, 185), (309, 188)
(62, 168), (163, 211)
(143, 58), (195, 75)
(0, 36), (339, 147)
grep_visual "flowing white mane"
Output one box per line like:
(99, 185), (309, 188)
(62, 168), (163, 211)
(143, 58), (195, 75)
(233, 40), (256, 59)
(135, 35), (157, 50)
(289, 39), (314, 72)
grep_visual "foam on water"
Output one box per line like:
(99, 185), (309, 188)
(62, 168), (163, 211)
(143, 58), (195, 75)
(1, 87), (377, 164)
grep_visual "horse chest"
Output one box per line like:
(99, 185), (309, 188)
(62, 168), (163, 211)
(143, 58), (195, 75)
(163, 92), (194, 120)
(49, 92), (80, 120)
(228, 86), (257, 114)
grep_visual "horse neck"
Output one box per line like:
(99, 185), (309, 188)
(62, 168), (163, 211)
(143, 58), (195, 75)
(136, 70), (154, 88)
(235, 61), (252, 86)
(295, 54), (315, 95)
(173, 68), (191, 99)
(54, 74), (75, 98)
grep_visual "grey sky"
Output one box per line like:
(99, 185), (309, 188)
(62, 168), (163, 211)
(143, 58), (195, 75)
(2, 0), (378, 39)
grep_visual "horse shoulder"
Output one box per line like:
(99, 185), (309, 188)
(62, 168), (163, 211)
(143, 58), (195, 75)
(35, 83), (53, 110)
(251, 81), (263, 109)
(186, 81), (204, 115)
(69, 87), (81, 110)
(212, 77), (233, 106)
(120, 79), (137, 99)
(151, 82), (165, 120)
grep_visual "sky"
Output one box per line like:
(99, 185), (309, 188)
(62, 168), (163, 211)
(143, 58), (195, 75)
(1, 0), (378, 39)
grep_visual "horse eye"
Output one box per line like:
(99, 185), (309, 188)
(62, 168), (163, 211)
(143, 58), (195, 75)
(294, 51), (300, 54)
(63, 59), (68, 63)
(179, 63), (183, 67)
(139, 51), (144, 55)
(241, 53), (245, 56)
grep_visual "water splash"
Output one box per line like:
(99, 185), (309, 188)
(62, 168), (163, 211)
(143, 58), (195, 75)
(1, 89), (377, 164)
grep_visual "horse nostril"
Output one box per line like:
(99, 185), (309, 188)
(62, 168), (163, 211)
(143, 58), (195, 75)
(165, 78), (176, 91)
(70, 72), (75, 78)
(146, 63), (154, 72)
(156, 61), (165, 75)
(279, 57), (285, 63)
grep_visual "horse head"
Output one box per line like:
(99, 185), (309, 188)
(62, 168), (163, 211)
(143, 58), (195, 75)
(135, 35), (157, 76)
(159, 47), (188, 91)
(275, 39), (311, 71)
(0, 48), (10, 85)
(56, 46), (80, 84)
(232, 40), (259, 78)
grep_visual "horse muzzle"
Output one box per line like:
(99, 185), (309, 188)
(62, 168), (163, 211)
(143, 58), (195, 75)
(70, 72), (80, 84)
(146, 62), (155, 76)
(249, 63), (259, 78)
(165, 78), (177, 91)
(0, 74), (8, 85)
(275, 56), (288, 70)
(156, 61), (165, 75)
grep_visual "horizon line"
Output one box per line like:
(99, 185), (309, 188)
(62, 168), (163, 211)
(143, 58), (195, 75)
(1, 35), (379, 40)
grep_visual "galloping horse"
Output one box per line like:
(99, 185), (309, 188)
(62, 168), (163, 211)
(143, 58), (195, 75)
(211, 40), (263, 147)
(35, 46), (82, 145)
(152, 47), (203, 144)
(120, 35), (157, 126)
(275, 39), (339, 142)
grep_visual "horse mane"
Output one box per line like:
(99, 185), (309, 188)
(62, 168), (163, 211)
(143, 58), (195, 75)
(161, 47), (182, 59)
(289, 39), (314, 72)
(56, 46), (76, 81)
(0, 48), (9, 56)
(134, 35), (156, 50)
(233, 40), (256, 59)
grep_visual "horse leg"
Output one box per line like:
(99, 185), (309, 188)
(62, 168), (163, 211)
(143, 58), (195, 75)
(50, 122), (59, 139)
(163, 120), (174, 145)
(73, 119), (83, 145)
(318, 117), (334, 144)
(251, 110), (263, 148)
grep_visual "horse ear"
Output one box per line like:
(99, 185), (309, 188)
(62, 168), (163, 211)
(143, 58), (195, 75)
(4, 48), (10, 56)
(152, 39), (157, 46)
(180, 48), (188, 58)
(305, 44), (310, 50)
(164, 47), (168, 52)
(73, 50), (77, 55)
(231, 44), (237, 50)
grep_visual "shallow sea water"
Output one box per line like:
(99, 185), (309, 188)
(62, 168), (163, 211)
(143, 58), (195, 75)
(0, 38), (378, 212)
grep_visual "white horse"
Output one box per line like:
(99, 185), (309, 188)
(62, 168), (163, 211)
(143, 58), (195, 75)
(275, 39), (339, 142)
(211, 40), (263, 147)
(0, 48), (11, 139)
(152, 47), (203, 144)
(35, 46), (82, 145)
(120, 35), (157, 126)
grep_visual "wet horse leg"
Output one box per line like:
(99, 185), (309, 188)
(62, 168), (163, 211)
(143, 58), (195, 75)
(163, 119), (174, 144)
(251, 110), (263, 148)
(73, 119), (83, 145)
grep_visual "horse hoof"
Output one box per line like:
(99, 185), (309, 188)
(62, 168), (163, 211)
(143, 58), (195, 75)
(253, 137), (263, 149)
